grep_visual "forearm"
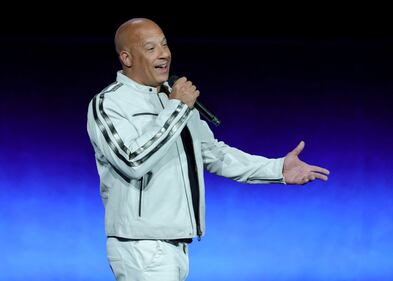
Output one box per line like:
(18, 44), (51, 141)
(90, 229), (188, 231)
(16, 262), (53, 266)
(203, 140), (285, 184)
(88, 97), (192, 179)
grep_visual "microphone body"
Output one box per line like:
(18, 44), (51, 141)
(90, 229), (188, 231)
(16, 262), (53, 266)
(168, 75), (221, 126)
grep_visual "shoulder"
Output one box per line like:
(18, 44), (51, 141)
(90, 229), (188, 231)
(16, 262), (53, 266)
(98, 81), (125, 100)
(90, 81), (126, 105)
(87, 81), (123, 116)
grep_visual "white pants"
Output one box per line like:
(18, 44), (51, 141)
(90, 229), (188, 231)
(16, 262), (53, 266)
(107, 237), (189, 281)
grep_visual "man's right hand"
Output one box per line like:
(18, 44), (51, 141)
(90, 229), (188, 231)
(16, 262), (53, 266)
(169, 77), (200, 108)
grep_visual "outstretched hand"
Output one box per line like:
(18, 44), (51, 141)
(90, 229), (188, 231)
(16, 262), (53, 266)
(283, 141), (330, 185)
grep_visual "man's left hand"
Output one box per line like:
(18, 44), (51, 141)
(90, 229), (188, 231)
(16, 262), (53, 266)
(283, 141), (330, 184)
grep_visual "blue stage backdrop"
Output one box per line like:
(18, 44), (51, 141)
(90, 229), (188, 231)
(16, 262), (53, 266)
(1, 36), (393, 281)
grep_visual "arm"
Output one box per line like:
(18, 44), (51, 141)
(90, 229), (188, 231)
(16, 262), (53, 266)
(197, 120), (330, 185)
(87, 94), (192, 179)
(197, 120), (285, 184)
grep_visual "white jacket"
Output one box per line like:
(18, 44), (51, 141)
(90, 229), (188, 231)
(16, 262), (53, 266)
(87, 71), (285, 240)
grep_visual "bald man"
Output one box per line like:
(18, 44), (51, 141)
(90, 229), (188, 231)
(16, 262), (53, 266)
(87, 18), (329, 281)
(114, 18), (198, 107)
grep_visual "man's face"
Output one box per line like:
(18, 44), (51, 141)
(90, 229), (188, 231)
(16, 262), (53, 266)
(129, 25), (171, 87)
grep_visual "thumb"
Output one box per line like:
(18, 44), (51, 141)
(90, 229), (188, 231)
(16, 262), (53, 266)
(289, 140), (305, 156)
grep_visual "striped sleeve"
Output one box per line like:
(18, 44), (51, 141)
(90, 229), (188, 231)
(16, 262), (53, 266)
(196, 118), (285, 184)
(87, 88), (192, 180)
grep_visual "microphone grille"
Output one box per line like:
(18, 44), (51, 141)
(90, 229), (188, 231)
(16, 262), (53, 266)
(168, 75), (179, 87)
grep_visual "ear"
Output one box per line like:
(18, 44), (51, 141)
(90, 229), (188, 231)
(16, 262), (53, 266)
(119, 50), (132, 67)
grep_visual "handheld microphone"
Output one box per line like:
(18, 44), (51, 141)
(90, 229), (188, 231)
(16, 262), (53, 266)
(168, 75), (221, 127)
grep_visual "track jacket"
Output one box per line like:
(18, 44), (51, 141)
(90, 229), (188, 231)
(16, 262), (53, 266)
(87, 71), (285, 240)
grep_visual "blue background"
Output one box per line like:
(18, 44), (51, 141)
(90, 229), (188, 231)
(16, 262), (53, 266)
(1, 13), (393, 281)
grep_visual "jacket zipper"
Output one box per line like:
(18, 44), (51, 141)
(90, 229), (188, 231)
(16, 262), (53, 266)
(190, 133), (202, 241)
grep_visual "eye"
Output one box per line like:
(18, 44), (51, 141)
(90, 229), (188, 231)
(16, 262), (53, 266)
(145, 44), (155, 52)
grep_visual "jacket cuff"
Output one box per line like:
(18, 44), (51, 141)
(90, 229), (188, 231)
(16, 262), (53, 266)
(248, 157), (285, 184)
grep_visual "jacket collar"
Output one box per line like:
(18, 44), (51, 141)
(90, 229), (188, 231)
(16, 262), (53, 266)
(116, 71), (170, 95)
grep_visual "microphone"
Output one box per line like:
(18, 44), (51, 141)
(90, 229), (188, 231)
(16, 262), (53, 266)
(168, 75), (221, 127)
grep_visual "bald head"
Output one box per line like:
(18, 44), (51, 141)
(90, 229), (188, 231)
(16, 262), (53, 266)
(113, 18), (171, 88)
(114, 18), (163, 54)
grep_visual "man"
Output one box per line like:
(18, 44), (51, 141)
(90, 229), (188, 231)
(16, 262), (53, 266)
(87, 18), (330, 281)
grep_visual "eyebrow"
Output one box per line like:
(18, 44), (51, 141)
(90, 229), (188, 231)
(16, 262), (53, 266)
(142, 37), (167, 47)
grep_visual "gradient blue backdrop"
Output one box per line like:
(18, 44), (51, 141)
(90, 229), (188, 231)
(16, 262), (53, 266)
(1, 34), (393, 281)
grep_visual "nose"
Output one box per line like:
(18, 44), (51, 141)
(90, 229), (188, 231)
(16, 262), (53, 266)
(158, 45), (171, 58)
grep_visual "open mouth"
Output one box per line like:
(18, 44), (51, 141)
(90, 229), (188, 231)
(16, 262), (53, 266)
(154, 63), (169, 73)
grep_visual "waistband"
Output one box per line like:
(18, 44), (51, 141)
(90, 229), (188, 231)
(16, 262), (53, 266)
(108, 236), (193, 245)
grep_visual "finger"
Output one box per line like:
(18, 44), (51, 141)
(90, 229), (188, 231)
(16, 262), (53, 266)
(185, 81), (193, 88)
(173, 77), (187, 90)
(176, 76), (187, 85)
(311, 172), (328, 181)
(309, 165), (330, 175)
(291, 140), (305, 156)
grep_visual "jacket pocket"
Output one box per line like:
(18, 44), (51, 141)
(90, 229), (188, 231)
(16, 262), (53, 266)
(138, 172), (152, 217)
(138, 177), (143, 217)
